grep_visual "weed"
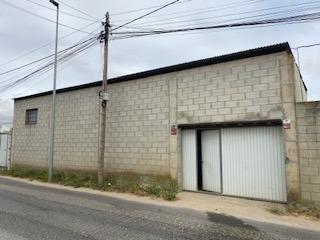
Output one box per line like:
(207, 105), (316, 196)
(0, 165), (178, 201)
(268, 200), (320, 220)
(287, 200), (320, 220)
(267, 206), (286, 216)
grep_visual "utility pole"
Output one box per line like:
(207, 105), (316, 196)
(97, 12), (110, 186)
(48, 0), (59, 182)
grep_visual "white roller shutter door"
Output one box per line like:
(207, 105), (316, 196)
(221, 126), (287, 202)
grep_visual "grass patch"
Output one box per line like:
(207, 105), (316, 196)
(267, 200), (320, 220)
(0, 165), (179, 201)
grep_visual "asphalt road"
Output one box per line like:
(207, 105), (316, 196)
(0, 177), (319, 240)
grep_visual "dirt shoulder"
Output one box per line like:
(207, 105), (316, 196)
(1, 175), (319, 232)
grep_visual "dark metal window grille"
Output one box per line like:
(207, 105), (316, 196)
(25, 109), (38, 125)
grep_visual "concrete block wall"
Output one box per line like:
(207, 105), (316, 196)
(175, 53), (288, 124)
(12, 96), (51, 168)
(296, 101), (320, 202)
(293, 62), (307, 102)
(12, 87), (100, 171)
(104, 76), (170, 175)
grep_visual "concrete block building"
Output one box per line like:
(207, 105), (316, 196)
(11, 43), (320, 202)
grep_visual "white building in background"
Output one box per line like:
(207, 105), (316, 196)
(0, 125), (11, 132)
(0, 125), (11, 168)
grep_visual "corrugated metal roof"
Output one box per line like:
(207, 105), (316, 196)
(14, 42), (292, 101)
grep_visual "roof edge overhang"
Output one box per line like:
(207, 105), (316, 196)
(14, 42), (291, 101)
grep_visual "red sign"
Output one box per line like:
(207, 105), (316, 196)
(171, 125), (177, 135)
(283, 119), (291, 129)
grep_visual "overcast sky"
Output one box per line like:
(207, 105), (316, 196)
(0, 0), (320, 125)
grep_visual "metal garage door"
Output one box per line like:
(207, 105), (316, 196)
(182, 126), (286, 202)
(221, 126), (286, 202)
(182, 130), (197, 191)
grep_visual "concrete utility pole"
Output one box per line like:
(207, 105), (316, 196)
(97, 12), (110, 186)
(48, 0), (59, 182)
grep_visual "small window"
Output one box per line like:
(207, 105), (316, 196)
(25, 109), (38, 125)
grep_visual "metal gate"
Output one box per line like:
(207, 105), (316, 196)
(181, 126), (287, 202)
(182, 130), (197, 191)
(201, 130), (221, 193)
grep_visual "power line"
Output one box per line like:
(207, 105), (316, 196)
(56, 0), (98, 21)
(22, 0), (96, 22)
(114, 20), (318, 41)
(156, 5), (320, 30)
(110, 11), (320, 39)
(110, 0), (192, 16)
(124, 1), (320, 30)
(113, 25), (168, 33)
(112, 0), (181, 31)
(0, 18), (103, 69)
(292, 42), (320, 68)
(6, 44), (101, 98)
(0, 36), (99, 77)
(0, 54), (54, 85)
(126, 0), (320, 28)
(114, 0), (263, 23)
(0, 33), (101, 88)
(0, 26), (102, 95)
(0, 55), (53, 85)
(0, 37), (99, 92)
(292, 43), (320, 49)
(0, 0), (92, 33)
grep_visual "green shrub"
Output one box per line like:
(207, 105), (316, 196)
(160, 181), (179, 201)
(145, 182), (162, 197)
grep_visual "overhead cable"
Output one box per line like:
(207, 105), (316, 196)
(56, 0), (98, 21)
(0, 0), (92, 33)
(23, 0), (96, 22)
(112, 0), (181, 31)
(0, 18), (103, 69)
(127, 1), (320, 28)
(111, 11), (320, 38)
(0, 36), (99, 77)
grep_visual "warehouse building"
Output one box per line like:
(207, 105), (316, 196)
(11, 43), (320, 202)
